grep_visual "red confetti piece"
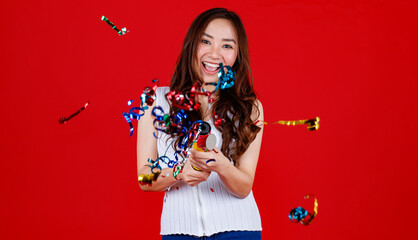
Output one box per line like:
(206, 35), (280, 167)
(59, 101), (89, 124)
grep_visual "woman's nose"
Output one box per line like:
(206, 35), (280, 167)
(208, 45), (221, 59)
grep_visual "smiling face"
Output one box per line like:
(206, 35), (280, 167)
(195, 18), (238, 84)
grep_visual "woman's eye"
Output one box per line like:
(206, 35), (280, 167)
(202, 40), (210, 44)
(223, 44), (233, 49)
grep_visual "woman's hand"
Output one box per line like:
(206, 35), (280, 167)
(186, 100), (264, 199)
(188, 147), (232, 174)
(178, 159), (211, 186)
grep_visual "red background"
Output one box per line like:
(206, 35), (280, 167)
(1, 0), (417, 239)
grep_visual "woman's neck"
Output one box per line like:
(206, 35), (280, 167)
(198, 94), (215, 121)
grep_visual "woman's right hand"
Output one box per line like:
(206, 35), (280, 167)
(179, 160), (211, 186)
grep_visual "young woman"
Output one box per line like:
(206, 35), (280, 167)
(137, 8), (264, 239)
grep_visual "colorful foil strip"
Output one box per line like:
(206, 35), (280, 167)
(289, 207), (308, 222)
(289, 194), (318, 225)
(214, 63), (235, 92)
(122, 106), (145, 136)
(262, 117), (320, 131)
(167, 83), (211, 111)
(151, 107), (190, 135)
(141, 79), (159, 110)
(146, 156), (175, 173)
(59, 101), (89, 124)
(138, 171), (161, 185)
(123, 80), (159, 136)
(126, 65), (236, 182)
(213, 111), (223, 127)
(101, 16), (128, 35)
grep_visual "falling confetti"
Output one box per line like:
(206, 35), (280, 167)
(59, 101), (89, 124)
(138, 171), (161, 185)
(289, 194), (318, 225)
(259, 117), (320, 131)
(101, 15), (128, 36)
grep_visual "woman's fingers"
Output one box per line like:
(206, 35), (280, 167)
(181, 161), (211, 186)
(189, 158), (207, 171)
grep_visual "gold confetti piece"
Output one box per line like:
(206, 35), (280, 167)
(263, 117), (320, 131)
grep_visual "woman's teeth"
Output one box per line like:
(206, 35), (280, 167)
(203, 62), (220, 72)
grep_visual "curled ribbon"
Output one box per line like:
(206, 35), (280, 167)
(130, 64), (235, 183)
(289, 194), (318, 225)
(141, 79), (159, 110)
(152, 106), (171, 132)
(213, 111), (223, 127)
(172, 164), (183, 180)
(152, 107), (191, 136)
(167, 83), (210, 111)
(214, 63), (235, 92)
(146, 156), (172, 173)
(289, 207), (308, 223)
(122, 79), (159, 136)
(122, 106), (145, 136)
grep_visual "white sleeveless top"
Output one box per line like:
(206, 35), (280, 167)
(155, 87), (262, 237)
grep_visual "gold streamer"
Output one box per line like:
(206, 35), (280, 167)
(138, 171), (161, 185)
(263, 117), (320, 131)
(301, 194), (318, 225)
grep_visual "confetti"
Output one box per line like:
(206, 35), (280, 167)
(259, 117), (320, 131)
(122, 80), (159, 136)
(213, 111), (224, 127)
(140, 79), (159, 110)
(215, 62), (235, 92)
(206, 159), (216, 164)
(289, 207), (308, 223)
(138, 171), (161, 185)
(146, 156), (172, 173)
(122, 107), (145, 136)
(101, 15), (128, 36)
(59, 101), (89, 124)
(167, 83), (210, 111)
(173, 164), (183, 180)
(126, 65), (235, 182)
(289, 194), (318, 225)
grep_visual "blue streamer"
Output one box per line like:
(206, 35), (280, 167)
(122, 103), (145, 136)
(122, 112), (134, 136)
(214, 63), (235, 92)
(289, 207), (308, 223)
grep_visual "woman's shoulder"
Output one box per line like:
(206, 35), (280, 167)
(155, 86), (171, 112)
(252, 98), (263, 113)
(254, 99), (263, 108)
(252, 99), (264, 122)
(156, 86), (170, 96)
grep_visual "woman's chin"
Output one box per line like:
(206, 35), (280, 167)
(201, 76), (218, 84)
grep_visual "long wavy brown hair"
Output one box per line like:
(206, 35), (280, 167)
(168, 8), (261, 162)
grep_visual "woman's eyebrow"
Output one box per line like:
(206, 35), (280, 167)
(203, 32), (236, 44)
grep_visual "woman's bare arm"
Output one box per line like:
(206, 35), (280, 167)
(188, 100), (264, 198)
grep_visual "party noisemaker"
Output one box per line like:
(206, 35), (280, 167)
(191, 122), (217, 171)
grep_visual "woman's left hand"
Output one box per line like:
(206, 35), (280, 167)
(188, 147), (231, 174)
